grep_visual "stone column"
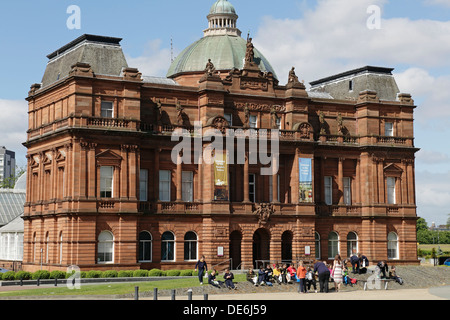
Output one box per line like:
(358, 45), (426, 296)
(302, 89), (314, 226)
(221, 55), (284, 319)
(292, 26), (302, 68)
(176, 151), (183, 202)
(338, 157), (344, 204)
(243, 153), (250, 203)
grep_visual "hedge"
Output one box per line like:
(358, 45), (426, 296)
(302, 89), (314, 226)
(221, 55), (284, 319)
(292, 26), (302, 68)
(32, 270), (50, 280)
(0, 269), (200, 281)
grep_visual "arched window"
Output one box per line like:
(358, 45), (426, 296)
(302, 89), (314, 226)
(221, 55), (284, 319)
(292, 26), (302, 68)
(184, 231), (198, 261)
(315, 232), (321, 260)
(347, 232), (358, 257)
(161, 231), (175, 261)
(98, 231), (114, 263)
(328, 231), (339, 259)
(138, 231), (153, 262)
(388, 232), (399, 260)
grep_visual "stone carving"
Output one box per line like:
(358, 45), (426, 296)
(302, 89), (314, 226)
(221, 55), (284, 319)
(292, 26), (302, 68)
(254, 203), (275, 225)
(154, 99), (162, 125)
(234, 102), (285, 113)
(176, 101), (184, 126)
(299, 122), (312, 139)
(271, 106), (279, 129)
(319, 111), (327, 135)
(243, 104), (250, 128)
(204, 59), (216, 76)
(288, 67), (299, 84)
(245, 36), (255, 63)
(212, 116), (229, 133)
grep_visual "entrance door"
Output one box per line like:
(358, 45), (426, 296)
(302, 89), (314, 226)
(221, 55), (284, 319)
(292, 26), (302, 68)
(229, 231), (242, 270)
(253, 228), (270, 268)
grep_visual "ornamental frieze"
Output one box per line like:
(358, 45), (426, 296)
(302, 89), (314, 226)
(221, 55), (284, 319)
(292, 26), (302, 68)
(233, 102), (285, 113)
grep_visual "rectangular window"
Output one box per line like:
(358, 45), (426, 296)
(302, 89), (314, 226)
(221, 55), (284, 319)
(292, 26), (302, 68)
(276, 116), (281, 129)
(387, 177), (396, 204)
(159, 170), (171, 202)
(249, 174), (256, 203)
(385, 122), (394, 137)
(249, 115), (258, 129)
(343, 177), (352, 205)
(324, 176), (333, 205)
(101, 101), (114, 118)
(269, 175), (280, 202)
(224, 113), (233, 127)
(182, 171), (194, 203)
(140, 169), (148, 201)
(100, 166), (114, 198)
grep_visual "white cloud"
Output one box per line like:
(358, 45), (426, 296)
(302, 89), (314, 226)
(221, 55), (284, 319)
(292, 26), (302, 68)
(125, 39), (173, 78)
(253, 0), (450, 85)
(416, 150), (450, 165)
(424, 0), (450, 7)
(0, 99), (28, 166)
(416, 171), (450, 225)
(395, 68), (450, 124)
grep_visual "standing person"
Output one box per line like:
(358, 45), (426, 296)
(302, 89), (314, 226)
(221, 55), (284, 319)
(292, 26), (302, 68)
(296, 261), (307, 293)
(350, 253), (360, 274)
(224, 268), (236, 290)
(314, 260), (330, 293)
(332, 254), (343, 292)
(194, 255), (208, 285)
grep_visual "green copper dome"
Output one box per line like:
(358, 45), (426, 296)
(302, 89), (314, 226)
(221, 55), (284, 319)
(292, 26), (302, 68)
(209, 0), (236, 15)
(167, 35), (278, 79)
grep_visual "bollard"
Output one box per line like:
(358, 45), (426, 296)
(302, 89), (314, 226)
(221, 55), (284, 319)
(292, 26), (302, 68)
(153, 288), (158, 300)
(37, 278), (40, 286)
(171, 289), (176, 300)
(204, 294), (208, 301)
(135, 286), (139, 301)
(187, 289), (193, 300)
(20, 278), (23, 286)
(54, 278), (58, 286)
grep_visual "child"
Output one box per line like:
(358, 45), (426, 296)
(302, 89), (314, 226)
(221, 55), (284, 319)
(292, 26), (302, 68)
(208, 269), (224, 288)
(246, 267), (258, 286)
(389, 266), (404, 285)
(287, 263), (297, 283)
(306, 266), (317, 293)
(297, 261), (307, 293)
(224, 268), (237, 290)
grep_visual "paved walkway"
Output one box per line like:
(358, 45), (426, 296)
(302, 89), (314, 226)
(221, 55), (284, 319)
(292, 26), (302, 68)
(149, 286), (450, 301)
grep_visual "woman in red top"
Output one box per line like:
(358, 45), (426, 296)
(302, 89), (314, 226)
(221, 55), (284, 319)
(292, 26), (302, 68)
(286, 264), (296, 283)
(297, 261), (307, 293)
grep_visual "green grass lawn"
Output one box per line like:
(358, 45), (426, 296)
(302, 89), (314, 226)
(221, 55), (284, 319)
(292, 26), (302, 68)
(0, 274), (247, 298)
(418, 244), (450, 252)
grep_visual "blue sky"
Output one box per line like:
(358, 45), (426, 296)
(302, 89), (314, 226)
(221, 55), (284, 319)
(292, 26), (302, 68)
(0, 0), (449, 226)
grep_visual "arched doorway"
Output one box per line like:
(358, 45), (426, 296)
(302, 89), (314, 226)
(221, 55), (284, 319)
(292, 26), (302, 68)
(281, 231), (293, 262)
(253, 228), (270, 268)
(229, 230), (242, 270)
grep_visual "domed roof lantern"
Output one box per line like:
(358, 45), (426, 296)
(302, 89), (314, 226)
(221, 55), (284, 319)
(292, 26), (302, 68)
(204, 0), (241, 37)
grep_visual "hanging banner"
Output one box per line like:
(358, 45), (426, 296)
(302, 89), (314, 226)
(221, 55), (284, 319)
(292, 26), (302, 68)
(214, 152), (229, 201)
(299, 158), (313, 203)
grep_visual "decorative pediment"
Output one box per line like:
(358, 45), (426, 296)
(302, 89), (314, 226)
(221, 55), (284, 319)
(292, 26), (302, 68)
(384, 163), (403, 177)
(96, 150), (122, 167)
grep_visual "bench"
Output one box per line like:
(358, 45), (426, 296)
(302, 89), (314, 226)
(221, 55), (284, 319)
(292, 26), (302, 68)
(359, 278), (396, 291)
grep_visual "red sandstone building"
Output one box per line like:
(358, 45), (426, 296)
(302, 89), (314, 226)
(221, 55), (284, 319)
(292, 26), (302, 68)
(22, 0), (419, 272)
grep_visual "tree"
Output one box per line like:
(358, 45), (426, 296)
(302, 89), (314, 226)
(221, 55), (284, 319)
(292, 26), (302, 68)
(417, 217), (428, 232)
(0, 165), (25, 189)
